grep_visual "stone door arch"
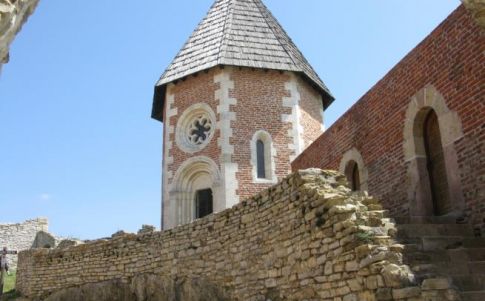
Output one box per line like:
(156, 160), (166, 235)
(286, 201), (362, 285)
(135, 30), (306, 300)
(339, 148), (368, 192)
(169, 156), (222, 226)
(403, 85), (464, 219)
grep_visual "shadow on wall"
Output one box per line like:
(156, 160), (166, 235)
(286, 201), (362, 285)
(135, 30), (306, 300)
(41, 274), (230, 301)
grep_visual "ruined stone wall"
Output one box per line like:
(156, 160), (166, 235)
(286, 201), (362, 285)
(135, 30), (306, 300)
(0, 218), (48, 269)
(17, 170), (457, 300)
(0, 0), (39, 73)
(292, 6), (485, 232)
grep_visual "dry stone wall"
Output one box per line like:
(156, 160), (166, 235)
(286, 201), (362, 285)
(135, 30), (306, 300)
(17, 170), (459, 301)
(0, 218), (48, 269)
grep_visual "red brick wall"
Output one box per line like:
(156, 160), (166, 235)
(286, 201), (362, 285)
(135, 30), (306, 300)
(231, 68), (294, 199)
(292, 6), (485, 231)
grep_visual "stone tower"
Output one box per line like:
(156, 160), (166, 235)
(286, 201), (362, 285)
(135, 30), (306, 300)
(152, 0), (334, 229)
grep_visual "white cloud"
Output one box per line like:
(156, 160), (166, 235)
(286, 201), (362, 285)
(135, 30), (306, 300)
(40, 193), (51, 201)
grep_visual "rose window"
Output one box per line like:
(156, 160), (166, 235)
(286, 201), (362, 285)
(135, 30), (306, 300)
(188, 115), (212, 145)
(176, 104), (216, 153)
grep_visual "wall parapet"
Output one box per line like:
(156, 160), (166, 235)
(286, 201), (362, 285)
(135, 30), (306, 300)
(17, 170), (457, 300)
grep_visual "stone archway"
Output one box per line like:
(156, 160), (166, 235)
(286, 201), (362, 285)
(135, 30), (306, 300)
(169, 156), (222, 226)
(339, 148), (368, 192)
(403, 85), (464, 219)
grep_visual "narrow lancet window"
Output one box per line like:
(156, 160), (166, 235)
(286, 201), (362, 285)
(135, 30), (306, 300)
(256, 139), (266, 179)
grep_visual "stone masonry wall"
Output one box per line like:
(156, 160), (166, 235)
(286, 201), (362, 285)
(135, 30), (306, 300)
(292, 6), (485, 232)
(0, 218), (48, 269)
(17, 170), (458, 300)
(0, 0), (39, 73)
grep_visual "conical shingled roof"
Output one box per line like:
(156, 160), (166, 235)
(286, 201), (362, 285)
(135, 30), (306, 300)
(152, 0), (334, 121)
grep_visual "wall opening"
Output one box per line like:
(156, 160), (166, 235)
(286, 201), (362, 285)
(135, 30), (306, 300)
(344, 160), (361, 191)
(256, 139), (266, 179)
(195, 189), (213, 219)
(403, 85), (465, 220)
(339, 148), (368, 192)
(168, 156), (222, 228)
(251, 130), (277, 183)
(421, 109), (451, 216)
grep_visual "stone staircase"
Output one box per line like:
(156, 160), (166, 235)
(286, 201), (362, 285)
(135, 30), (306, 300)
(397, 221), (485, 301)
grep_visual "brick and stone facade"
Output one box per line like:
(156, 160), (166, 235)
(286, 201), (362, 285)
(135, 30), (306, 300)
(161, 67), (326, 229)
(292, 5), (485, 233)
(154, 0), (332, 230)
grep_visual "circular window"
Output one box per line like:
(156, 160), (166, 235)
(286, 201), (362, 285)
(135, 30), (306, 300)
(176, 103), (216, 153)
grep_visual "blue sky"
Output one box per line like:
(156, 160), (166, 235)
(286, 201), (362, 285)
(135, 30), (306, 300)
(0, 0), (460, 240)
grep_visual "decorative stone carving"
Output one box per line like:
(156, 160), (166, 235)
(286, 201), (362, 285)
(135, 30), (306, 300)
(175, 103), (216, 154)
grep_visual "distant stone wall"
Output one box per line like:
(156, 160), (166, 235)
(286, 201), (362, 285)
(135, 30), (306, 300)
(0, 218), (48, 269)
(17, 170), (457, 300)
(0, 0), (39, 73)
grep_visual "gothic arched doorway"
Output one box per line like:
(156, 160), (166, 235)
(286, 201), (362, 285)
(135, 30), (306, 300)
(403, 85), (465, 220)
(423, 109), (451, 216)
(345, 160), (360, 191)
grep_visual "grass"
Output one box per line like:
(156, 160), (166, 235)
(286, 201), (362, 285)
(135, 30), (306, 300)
(3, 270), (16, 293)
(2, 270), (21, 300)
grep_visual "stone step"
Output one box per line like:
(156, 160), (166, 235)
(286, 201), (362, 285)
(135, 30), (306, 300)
(400, 237), (485, 251)
(469, 261), (485, 275)
(463, 238), (485, 249)
(397, 224), (474, 238)
(404, 248), (485, 266)
(403, 249), (449, 265)
(395, 215), (462, 224)
(447, 248), (485, 263)
(460, 291), (485, 301)
(452, 275), (485, 291)
(411, 262), (470, 276)
(421, 236), (467, 251)
(466, 248), (485, 261)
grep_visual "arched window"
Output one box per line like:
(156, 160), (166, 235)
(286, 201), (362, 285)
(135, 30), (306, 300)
(251, 130), (276, 183)
(256, 139), (266, 179)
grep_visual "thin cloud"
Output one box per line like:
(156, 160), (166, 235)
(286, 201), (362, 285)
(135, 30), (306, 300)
(39, 193), (52, 201)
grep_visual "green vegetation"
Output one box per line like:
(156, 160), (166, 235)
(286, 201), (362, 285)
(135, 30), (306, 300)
(2, 270), (20, 300)
(355, 231), (375, 243)
(3, 269), (16, 293)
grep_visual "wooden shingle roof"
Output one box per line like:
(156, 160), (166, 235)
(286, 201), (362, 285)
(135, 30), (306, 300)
(152, 0), (334, 121)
